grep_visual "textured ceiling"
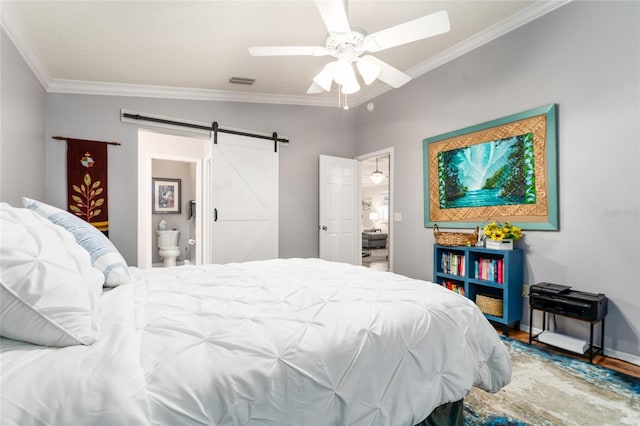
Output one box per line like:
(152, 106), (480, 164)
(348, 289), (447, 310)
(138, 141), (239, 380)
(1, 1), (568, 107)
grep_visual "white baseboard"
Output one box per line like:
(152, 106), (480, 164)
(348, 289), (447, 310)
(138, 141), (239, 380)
(518, 324), (640, 367)
(602, 348), (640, 367)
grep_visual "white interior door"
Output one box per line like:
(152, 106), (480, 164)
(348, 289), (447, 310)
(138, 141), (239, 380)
(319, 155), (359, 264)
(210, 133), (278, 264)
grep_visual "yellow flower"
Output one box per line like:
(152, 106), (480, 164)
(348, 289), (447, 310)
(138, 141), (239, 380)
(511, 228), (523, 240)
(491, 229), (505, 241)
(483, 221), (523, 241)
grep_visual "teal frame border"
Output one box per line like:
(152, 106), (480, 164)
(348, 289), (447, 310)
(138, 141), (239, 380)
(423, 104), (558, 230)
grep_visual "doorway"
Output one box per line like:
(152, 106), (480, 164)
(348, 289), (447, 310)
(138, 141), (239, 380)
(150, 159), (196, 266)
(357, 149), (393, 272)
(137, 130), (207, 268)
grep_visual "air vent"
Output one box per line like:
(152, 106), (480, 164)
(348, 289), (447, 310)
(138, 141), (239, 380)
(229, 77), (256, 85)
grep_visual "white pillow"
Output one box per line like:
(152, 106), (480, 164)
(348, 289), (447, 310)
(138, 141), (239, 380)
(0, 203), (104, 347)
(22, 197), (130, 286)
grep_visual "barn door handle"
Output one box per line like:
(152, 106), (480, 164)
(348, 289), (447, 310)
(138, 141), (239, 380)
(214, 208), (218, 222)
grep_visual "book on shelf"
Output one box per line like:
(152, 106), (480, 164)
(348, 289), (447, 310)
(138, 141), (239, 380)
(474, 258), (505, 284)
(440, 252), (465, 276)
(442, 280), (465, 296)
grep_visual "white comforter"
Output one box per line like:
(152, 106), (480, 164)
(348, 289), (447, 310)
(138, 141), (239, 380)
(1, 258), (511, 426)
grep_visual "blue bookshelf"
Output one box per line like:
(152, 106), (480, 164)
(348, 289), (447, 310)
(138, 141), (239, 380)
(433, 244), (523, 333)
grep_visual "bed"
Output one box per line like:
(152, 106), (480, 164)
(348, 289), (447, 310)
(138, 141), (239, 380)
(1, 201), (511, 425)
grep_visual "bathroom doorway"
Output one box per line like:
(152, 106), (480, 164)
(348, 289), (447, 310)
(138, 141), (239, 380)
(151, 159), (196, 266)
(357, 149), (393, 272)
(137, 129), (207, 268)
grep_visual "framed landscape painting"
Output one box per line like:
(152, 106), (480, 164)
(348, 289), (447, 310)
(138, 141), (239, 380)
(423, 104), (558, 230)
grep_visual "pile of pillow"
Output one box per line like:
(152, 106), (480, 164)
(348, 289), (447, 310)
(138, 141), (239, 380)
(0, 199), (130, 347)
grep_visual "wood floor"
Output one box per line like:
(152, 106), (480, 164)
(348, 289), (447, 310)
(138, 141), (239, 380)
(500, 328), (640, 378)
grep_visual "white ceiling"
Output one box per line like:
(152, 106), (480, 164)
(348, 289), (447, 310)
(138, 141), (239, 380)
(1, 1), (569, 108)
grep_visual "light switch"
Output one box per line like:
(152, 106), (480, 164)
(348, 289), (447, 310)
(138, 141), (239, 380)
(394, 212), (402, 221)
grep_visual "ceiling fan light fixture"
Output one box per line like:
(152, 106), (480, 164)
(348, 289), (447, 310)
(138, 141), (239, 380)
(313, 62), (336, 91)
(356, 57), (381, 85)
(341, 74), (360, 95)
(306, 82), (325, 94)
(333, 60), (355, 86)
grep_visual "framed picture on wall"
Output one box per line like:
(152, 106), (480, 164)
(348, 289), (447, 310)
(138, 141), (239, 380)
(423, 104), (558, 230)
(152, 178), (181, 214)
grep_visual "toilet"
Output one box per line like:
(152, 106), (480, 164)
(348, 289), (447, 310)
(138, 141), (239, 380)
(156, 230), (180, 267)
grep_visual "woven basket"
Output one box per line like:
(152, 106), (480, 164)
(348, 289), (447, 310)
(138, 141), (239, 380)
(476, 294), (503, 317)
(433, 224), (478, 247)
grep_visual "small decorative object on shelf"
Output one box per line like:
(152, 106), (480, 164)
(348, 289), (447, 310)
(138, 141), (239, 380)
(485, 239), (514, 250)
(483, 221), (522, 250)
(433, 224), (478, 247)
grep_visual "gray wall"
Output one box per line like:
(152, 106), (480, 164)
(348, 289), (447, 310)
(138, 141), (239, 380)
(354, 1), (639, 359)
(45, 94), (354, 264)
(0, 28), (47, 204)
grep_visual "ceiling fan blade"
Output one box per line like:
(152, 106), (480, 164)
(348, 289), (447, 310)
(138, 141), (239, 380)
(363, 56), (411, 88)
(363, 10), (450, 53)
(248, 46), (330, 57)
(315, 0), (351, 35)
(306, 82), (326, 94)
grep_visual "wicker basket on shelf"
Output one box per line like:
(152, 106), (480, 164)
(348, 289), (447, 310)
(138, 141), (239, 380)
(476, 294), (503, 317)
(433, 224), (478, 247)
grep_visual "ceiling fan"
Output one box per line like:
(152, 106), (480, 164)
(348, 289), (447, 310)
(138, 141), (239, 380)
(248, 0), (450, 95)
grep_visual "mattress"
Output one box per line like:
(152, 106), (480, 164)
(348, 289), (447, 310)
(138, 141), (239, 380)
(1, 258), (511, 425)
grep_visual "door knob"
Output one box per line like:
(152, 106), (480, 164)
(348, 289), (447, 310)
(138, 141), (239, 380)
(321, 225), (327, 231)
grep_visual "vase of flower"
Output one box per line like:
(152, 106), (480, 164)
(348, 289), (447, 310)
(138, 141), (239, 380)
(483, 221), (522, 250)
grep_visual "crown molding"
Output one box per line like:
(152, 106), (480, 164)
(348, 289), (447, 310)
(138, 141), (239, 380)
(0, 1), (51, 89)
(47, 79), (339, 107)
(4, 0), (571, 108)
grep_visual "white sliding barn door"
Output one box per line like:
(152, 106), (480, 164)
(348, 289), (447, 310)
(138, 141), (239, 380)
(209, 133), (278, 264)
(319, 155), (359, 265)
(201, 141), (213, 264)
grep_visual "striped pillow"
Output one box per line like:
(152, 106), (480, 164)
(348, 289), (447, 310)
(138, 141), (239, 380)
(22, 197), (130, 287)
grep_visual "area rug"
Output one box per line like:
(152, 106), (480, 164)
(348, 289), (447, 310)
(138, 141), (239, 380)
(464, 336), (640, 425)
